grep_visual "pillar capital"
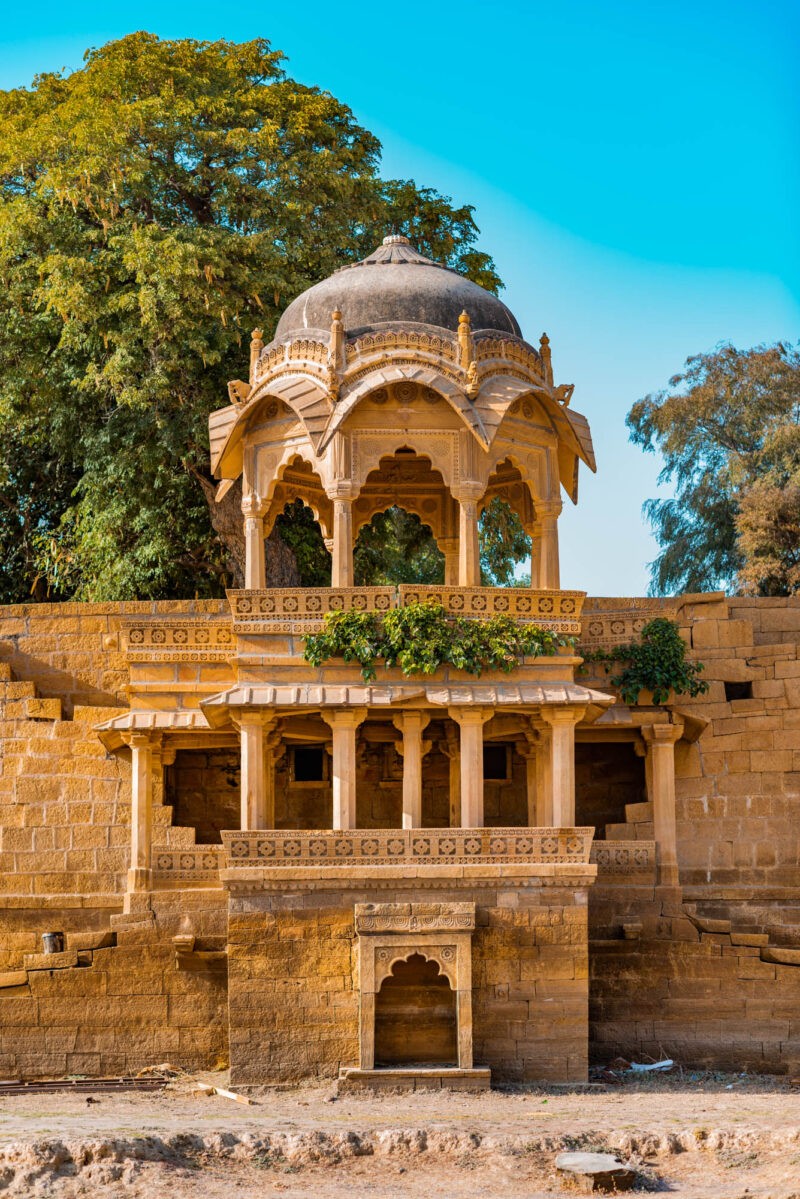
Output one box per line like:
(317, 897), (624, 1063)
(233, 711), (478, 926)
(232, 711), (278, 733)
(321, 707), (368, 730)
(392, 711), (431, 734)
(535, 499), (562, 520)
(241, 492), (268, 519)
(641, 720), (684, 746)
(126, 731), (160, 752)
(538, 704), (586, 728)
(448, 706), (495, 727)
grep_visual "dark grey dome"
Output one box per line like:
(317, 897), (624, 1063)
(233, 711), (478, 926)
(273, 235), (521, 340)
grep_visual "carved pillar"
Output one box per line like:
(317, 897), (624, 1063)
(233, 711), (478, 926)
(441, 726), (461, 828)
(515, 737), (539, 826)
(456, 492), (482, 587)
(322, 708), (367, 829)
(641, 722), (684, 886)
(439, 537), (459, 587)
(127, 733), (157, 892)
(239, 714), (277, 830)
(331, 497), (354, 588)
(535, 501), (562, 590)
(448, 707), (494, 827)
(242, 494), (267, 590)
(539, 706), (584, 826)
(392, 712), (431, 829)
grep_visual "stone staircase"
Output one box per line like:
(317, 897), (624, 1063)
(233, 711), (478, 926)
(604, 800), (654, 841)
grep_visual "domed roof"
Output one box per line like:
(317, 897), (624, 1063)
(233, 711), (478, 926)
(273, 235), (521, 341)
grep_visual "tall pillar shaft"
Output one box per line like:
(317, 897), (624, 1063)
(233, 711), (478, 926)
(240, 715), (273, 830)
(322, 709), (367, 829)
(531, 502), (562, 590)
(242, 496), (267, 590)
(516, 740), (539, 825)
(540, 707), (584, 826)
(439, 538), (459, 587)
(642, 723), (683, 886)
(393, 712), (431, 829)
(128, 734), (155, 892)
(449, 708), (494, 827)
(331, 498), (354, 588)
(457, 499), (481, 587)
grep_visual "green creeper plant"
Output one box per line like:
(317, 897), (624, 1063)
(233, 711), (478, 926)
(303, 600), (568, 682)
(579, 617), (708, 705)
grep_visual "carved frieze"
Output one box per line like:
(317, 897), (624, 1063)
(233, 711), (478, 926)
(222, 827), (594, 867)
(122, 621), (234, 663)
(355, 902), (476, 934)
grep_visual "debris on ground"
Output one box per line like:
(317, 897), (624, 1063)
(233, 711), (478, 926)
(555, 1150), (637, 1192)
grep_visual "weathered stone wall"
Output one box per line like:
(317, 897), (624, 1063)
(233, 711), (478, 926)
(0, 892), (228, 1079)
(227, 881), (589, 1086)
(590, 928), (800, 1075)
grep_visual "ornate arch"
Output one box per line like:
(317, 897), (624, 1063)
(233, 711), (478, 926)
(320, 364), (489, 451)
(374, 947), (457, 991)
(258, 451), (333, 539)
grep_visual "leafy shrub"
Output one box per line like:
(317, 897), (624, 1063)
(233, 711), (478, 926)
(303, 600), (568, 682)
(579, 617), (708, 705)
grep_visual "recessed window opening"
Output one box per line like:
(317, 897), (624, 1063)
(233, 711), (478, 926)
(724, 681), (753, 702)
(483, 743), (511, 781)
(374, 954), (457, 1067)
(291, 745), (327, 783)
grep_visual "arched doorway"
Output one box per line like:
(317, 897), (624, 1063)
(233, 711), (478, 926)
(374, 953), (457, 1067)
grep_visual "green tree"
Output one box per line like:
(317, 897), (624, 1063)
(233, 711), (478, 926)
(0, 32), (506, 601)
(627, 342), (800, 595)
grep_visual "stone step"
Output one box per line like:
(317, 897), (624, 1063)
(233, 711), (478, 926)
(0, 663), (13, 682)
(24, 696), (62, 721)
(162, 826), (198, 847)
(692, 915), (732, 934)
(761, 946), (800, 966)
(624, 800), (653, 823)
(605, 821), (654, 841)
(730, 932), (769, 948)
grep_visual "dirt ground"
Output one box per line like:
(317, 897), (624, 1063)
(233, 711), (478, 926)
(0, 1071), (798, 1197)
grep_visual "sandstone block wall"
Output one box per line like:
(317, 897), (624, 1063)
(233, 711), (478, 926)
(0, 892), (228, 1078)
(227, 883), (589, 1086)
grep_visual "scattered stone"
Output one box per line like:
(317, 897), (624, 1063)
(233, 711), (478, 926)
(555, 1151), (636, 1192)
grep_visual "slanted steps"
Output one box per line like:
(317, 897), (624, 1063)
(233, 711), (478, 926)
(605, 820), (654, 841)
(624, 800), (653, 823)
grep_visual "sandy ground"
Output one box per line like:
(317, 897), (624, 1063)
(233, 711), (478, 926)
(0, 1072), (798, 1196)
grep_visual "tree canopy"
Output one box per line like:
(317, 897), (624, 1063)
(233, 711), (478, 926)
(0, 32), (528, 603)
(628, 341), (800, 596)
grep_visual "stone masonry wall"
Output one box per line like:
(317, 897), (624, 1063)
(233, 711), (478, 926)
(227, 882), (589, 1086)
(0, 891), (228, 1079)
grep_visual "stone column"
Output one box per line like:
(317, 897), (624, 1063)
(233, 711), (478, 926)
(515, 738), (539, 826)
(441, 727), (461, 828)
(331, 497), (354, 588)
(456, 493), (482, 587)
(127, 733), (156, 892)
(322, 708), (367, 829)
(539, 706), (584, 826)
(534, 501), (562, 590)
(439, 537), (459, 586)
(392, 712), (431, 829)
(242, 494), (267, 590)
(448, 707), (494, 827)
(239, 713), (277, 830)
(641, 722), (683, 887)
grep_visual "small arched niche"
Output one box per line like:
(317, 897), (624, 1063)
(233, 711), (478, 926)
(374, 953), (457, 1068)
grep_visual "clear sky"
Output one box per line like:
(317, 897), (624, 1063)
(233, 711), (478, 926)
(1, 1), (798, 594)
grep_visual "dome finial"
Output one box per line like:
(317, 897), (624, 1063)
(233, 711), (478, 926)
(382, 233), (411, 246)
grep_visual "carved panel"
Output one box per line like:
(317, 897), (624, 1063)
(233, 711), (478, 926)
(222, 827), (594, 866)
(228, 587), (396, 634)
(591, 841), (656, 873)
(355, 902), (475, 934)
(123, 621), (234, 663)
(398, 586), (584, 633)
(580, 606), (678, 649)
(152, 846), (225, 881)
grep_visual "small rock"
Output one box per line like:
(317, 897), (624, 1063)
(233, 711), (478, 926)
(555, 1151), (636, 1192)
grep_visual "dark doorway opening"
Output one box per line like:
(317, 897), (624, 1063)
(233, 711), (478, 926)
(374, 954), (457, 1067)
(575, 741), (646, 839)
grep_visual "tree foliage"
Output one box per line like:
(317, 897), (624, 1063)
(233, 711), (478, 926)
(628, 342), (800, 595)
(303, 600), (567, 683)
(0, 32), (508, 601)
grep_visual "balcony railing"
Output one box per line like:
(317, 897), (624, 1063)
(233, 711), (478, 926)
(221, 827), (594, 867)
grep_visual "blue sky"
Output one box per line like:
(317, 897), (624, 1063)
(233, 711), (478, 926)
(1, 1), (798, 594)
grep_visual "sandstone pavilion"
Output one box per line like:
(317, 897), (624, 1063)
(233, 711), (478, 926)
(2, 236), (798, 1089)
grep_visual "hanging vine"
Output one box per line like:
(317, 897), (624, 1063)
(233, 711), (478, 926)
(579, 617), (708, 705)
